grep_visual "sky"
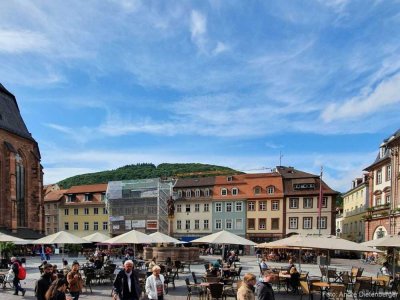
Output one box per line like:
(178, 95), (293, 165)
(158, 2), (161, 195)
(0, 0), (399, 193)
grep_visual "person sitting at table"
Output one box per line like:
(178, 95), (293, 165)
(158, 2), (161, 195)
(149, 257), (157, 270)
(260, 258), (269, 272)
(286, 259), (295, 272)
(289, 266), (300, 294)
(380, 262), (391, 276)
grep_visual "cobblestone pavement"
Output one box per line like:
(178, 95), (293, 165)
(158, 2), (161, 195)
(0, 254), (383, 300)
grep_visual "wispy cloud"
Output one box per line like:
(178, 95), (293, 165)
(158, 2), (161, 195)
(0, 29), (50, 53)
(190, 10), (207, 52)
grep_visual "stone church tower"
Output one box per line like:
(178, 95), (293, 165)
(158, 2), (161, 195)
(0, 84), (44, 237)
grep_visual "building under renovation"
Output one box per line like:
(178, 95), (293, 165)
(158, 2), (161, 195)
(106, 178), (175, 236)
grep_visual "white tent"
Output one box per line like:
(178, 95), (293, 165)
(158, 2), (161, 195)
(103, 229), (157, 244)
(149, 232), (185, 244)
(82, 232), (110, 243)
(32, 231), (90, 244)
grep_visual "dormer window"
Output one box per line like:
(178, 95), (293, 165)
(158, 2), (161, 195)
(254, 186), (261, 195)
(67, 194), (76, 203)
(267, 186), (275, 194)
(204, 188), (210, 197)
(186, 190), (191, 198)
(195, 189), (201, 197)
(177, 190), (182, 198)
(227, 176), (233, 182)
(232, 188), (238, 195)
(101, 193), (106, 201)
(380, 146), (386, 158)
(84, 194), (93, 202)
(221, 188), (228, 196)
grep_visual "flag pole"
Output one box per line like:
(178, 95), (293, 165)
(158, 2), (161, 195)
(318, 166), (323, 236)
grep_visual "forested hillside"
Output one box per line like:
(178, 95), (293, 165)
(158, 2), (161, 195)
(57, 163), (241, 189)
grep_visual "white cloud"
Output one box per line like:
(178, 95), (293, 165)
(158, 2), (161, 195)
(44, 167), (97, 185)
(0, 29), (50, 53)
(321, 72), (400, 122)
(190, 10), (207, 51)
(213, 41), (228, 55)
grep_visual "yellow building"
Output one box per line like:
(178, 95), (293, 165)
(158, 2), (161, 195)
(59, 183), (109, 237)
(342, 175), (369, 242)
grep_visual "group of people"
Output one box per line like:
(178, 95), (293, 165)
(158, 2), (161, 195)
(236, 272), (275, 300)
(36, 260), (83, 300)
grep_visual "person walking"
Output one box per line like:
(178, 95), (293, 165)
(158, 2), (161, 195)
(256, 273), (275, 300)
(145, 265), (166, 300)
(237, 273), (257, 300)
(36, 263), (53, 300)
(66, 261), (83, 300)
(10, 257), (26, 296)
(113, 260), (141, 300)
(44, 278), (69, 300)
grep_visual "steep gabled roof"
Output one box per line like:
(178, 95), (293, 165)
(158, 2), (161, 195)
(0, 83), (34, 141)
(174, 177), (215, 188)
(44, 189), (67, 202)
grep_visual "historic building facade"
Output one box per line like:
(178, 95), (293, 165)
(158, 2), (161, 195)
(243, 173), (284, 242)
(277, 166), (338, 236)
(59, 183), (108, 237)
(364, 129), (400, 240)
(0, 84), (44, 238)
(341, 175), (369, 242)
(172, 177), (214, 241)
(44, 188), (66, 235)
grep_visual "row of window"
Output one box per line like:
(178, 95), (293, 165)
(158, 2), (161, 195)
(248, 201), (280, 211)
(288, 217), (327, 229)
(248, 218), (280, 230)
(177, 189), (211, 198)
(176, 219), (245, 231)
(111, 207), (157, 215)
(64, 221), (108, 231)
(64, 207), (108, 216)
(66, 193), (106, 203)
(288, 197), (328, 209)
(342, 221), (363, 234)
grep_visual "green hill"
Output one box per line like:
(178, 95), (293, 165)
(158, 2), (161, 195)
(57, 163), (242, 189)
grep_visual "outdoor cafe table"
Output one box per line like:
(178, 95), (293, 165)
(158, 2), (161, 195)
(312, 281), (331, 299)
(279, 272), (291, 292)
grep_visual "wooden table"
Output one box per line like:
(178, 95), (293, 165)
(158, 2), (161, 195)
(312, 281), (330, 299)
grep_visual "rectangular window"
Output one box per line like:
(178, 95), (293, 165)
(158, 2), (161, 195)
(74, 208), (79, 215)
(64, 222), (69, 230)
(303, 217), (312, 229)
(303, 197), (313, 209)
(84, 194), (92, 201)
(226, 219), (232, 230)
(289, 217), (298, 229)
(94, 222), (98, 231)
(376, 169), (382, 184)
(215, 219), (222, 230)
(232, 188), (238, 195)
(271, 218), (279, 230)
(226, 202), (232, 212)
(267, 186), (275, 194)
(248, 201), (255, 211)
(259, 201), (267, 211)
(236, 202), (243, 212)
(186, 204), (191, 212)
(185, 220), (190, 230)
(177, 220), (182, 230)
(386, 165), (392, 181)
(67, 194), (76, 202)
(177, 204), (182, 213)
(195, 189), (200, 197)
(259, 218), (266, 230)
(317, 217), (327, 229)
(204, 189), (210, 197)
(204, 220), (209, 229)
(320, 197), (328, 208)
(103, 207), (108, 214)
(195, 204), (200, 212)
(204, 203), (209, 212)
(186, 190), (191, 198)
(195, 220), (200, 230)
(84, 208), (89, 215)
(94, 207), (99, 215)
(248, 218), (255, 230)
(235, 219), (243, 230)
(84, 222), (89, 230)
(103, 222), (108, 230)
(74, 222), (78, 230)
(272, 201), (279, 211)
(216, 203), (222, 212)
(221, 188), (227, 196)
(64, 208), (69, 215)
(289, 198), (299, 209)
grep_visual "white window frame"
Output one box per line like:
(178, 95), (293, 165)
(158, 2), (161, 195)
(321, 197), (328, 208)
(226, 219), (233, 230)
(226, 202), (233, 212)
(185, 204), (191, 212)
(221, 188), (228, 196)
(289, 217), (298, 229)
(204, 203), (209, 212)
(204, 220), (209, 229)
(84, 208), (89, 215)
(177, 220), (182, 230)
(267, 186), (275, 194)
(204, 189), (210, 197)
(248, 201), (255, 211)
(103, 222), (108, 230)
(94, 207), (99, 215)
(215, 219), (222, 230)
(272, 201), (279, 211)
(195, 203), (200, 212)
(235, 202), (243, 212)
(259, 218), (266, 230)
(259, 201), (267, 211)
(84, 194), (92, 202)
(317, 217), (327, 229)
(303, 217), (312, 229)
(74, 208), (79, 215)
(74, 222), (79, 230)
(216, 202), (222, 212)
(232, 188), (238, 195)
(303, 197), (313, 209)
(64, 208), (69, 216)
(195, 189), (201, 197)
(289, 198), (299, 209)
(94, 222), (98, 231)
(177, 204), (182, 212)
(186, 190), (192, 198)
(84, 222), (89, 231)
(195, 220), (200, 230)
(185, 220), (190, 230)
(235, 219), (243, 230)
(177, 190), (182, 198)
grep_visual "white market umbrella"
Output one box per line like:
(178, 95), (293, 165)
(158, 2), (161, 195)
(149, 232), (185, 244)
(0, 233), (29, 243)
(103, 229), (157, 244)
(33, 231), (90, 244)
(191, 230), (256, 259)
(82, 232), (110, 243)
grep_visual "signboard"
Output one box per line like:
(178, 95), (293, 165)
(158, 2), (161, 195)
(146, 220), (158, 230)
(113, 225), (120, 230)
(132, 220), (146, 228)
(110, 216), (124, 222)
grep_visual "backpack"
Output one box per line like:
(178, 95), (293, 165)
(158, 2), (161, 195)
(17, 263), (26, 280)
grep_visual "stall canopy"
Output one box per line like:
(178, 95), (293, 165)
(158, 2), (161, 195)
(32, 231), (90, 244)
(103, 229), (157, 244)
(149, 232), (185, 244)
(82, 232), (110, 243)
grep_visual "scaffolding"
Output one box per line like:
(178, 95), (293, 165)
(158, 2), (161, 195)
(105, 178), (174, 236)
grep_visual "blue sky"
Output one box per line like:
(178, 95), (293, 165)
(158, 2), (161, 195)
(1, 0), (399, 192)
